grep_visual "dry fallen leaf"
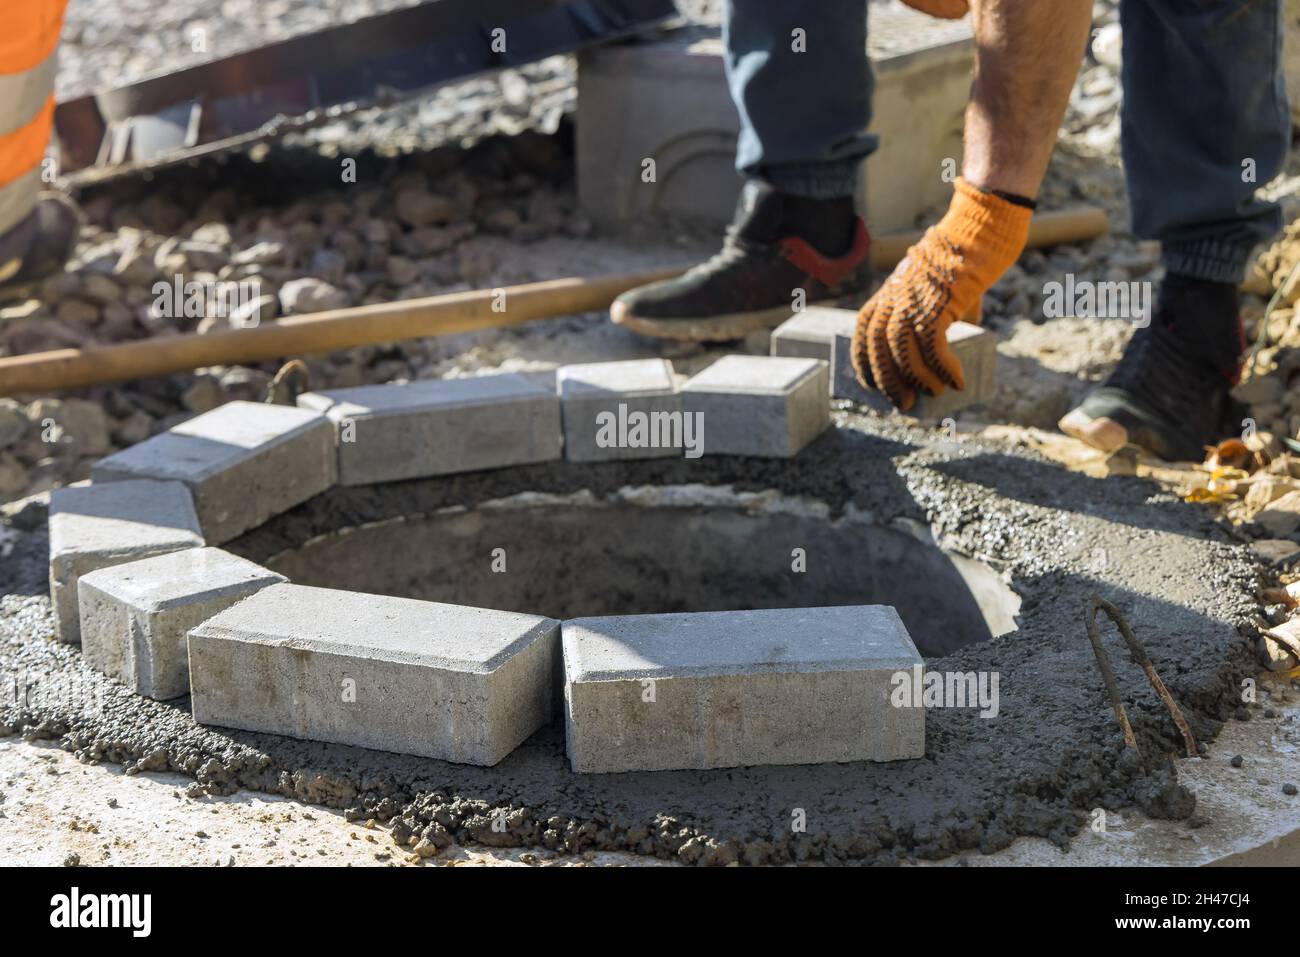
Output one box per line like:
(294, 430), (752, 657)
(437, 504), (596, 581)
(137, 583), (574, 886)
(1263, 618), (1300, 657)
(1185, 486), (1232, 504)
(1186, 465), (1250, 503)
(1209, 465), (1249, 491)
(1206, 438), (1250, 470)
(1260, 634), (1300, 672)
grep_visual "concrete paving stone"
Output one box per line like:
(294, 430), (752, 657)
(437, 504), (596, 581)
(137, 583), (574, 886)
(830, 318), (997, 420)
(773, 307), (997, 419)
(297, 373), (561, 485)
(932, 321), (999, 415)
(78, 547), (285, 700)
(562, 605), (925, 773)
(770, 306), (882, 407)
(92, 400), (337, 544)
(557, 358), (683, 462)
(188, 584), (560, 765)
(681, 355), (828, 457)
(770, 306), (852, 368)
(47, 480), (204, 645)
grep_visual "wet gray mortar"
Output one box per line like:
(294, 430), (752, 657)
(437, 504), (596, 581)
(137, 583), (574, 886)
(0, 410), (1261, 865)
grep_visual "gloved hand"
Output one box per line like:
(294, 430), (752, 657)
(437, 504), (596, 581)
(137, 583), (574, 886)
(851, 177), (1031, 411)
(901, 0), (970, 19)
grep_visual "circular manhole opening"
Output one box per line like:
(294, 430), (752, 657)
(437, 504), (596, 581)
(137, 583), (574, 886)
(257, 487), (1019, 656)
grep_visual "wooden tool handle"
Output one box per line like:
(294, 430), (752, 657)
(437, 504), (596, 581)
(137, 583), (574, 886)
(0, 207), (1108, 396)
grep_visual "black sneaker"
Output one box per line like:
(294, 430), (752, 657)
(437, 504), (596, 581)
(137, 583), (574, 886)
(1058, 274), (1245, 461)
(0, 193), (81, 297)
(610, 180), (872, 342)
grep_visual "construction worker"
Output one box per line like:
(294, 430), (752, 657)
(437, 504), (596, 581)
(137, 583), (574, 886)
(612, 0), (1289, 462)
(0, 0), (79, 296)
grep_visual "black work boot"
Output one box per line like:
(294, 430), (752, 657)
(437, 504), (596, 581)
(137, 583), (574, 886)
(0, 193), (81, 297)
(1058, 274), (1246, 461)
(610, 180), (872, 341)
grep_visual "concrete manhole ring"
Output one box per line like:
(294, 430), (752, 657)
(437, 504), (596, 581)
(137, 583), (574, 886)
(0, 379), (1259, 863)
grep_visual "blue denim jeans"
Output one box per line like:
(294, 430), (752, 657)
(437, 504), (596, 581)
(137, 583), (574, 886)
(724, 0), (1290, 282)
(724, 0), (874, 198)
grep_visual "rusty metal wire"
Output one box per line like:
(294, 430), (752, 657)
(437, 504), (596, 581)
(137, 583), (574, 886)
(265, 359), (310, 405)
(1084, 595), (1199, 762)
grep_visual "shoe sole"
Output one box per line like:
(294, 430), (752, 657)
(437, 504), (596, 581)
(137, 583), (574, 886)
(1059, 403), (1226, 463)
(611, 299), (843, 343)
(1058, 408), (1130, 454)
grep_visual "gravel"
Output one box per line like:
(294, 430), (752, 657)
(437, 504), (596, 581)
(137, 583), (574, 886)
(1, 0), (1297, 506)
(57, 0), (432, 99)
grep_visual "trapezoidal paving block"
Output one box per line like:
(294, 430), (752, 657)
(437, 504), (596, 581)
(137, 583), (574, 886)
(91, 400), (337, 544)
(770, 306), (854, 371)
(557, 358), (684, 462)
(681, 355), (829, 457)
(78, 547), (285, 700)
(297, 373), (561, 485)
(772, 307), (997, 419)
(47, 479), (204, 645)
(187, 583), (560, 765)
(825, 315), (997, 419)
(562, 605), (926, 773)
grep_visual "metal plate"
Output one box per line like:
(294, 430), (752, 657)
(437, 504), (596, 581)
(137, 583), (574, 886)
(55, 0), (677, 183)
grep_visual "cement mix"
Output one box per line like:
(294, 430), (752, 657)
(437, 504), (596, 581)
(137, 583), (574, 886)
(0, 411), (1262, 865)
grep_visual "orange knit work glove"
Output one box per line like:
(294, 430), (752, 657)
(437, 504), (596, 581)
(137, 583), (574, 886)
(901, 0), (969, 19)
(852, 178), (1031, 411)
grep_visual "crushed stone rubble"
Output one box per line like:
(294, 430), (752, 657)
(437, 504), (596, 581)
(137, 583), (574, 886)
(3, 0), (1199, 503)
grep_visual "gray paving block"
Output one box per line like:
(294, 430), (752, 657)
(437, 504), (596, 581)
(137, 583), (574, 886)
(770, 306), (850, 368)
(47, 480), (204, 645)
(563, 606), (925, 773)
(771, 306), (872, 406)
(773, 307), (997, 419)
(188, 584), (559, 765)
(920, 321), (999, 419)
(771, 306), (879, 407)
(92, 400), (337, 544)
(681, 355), (828, 457)
(826, 315), (997, 420)
(297, 374), (561, 485)
(78, 547), (285, 700)
(557, 358), (683, 462)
